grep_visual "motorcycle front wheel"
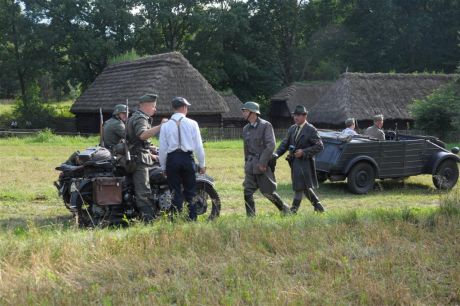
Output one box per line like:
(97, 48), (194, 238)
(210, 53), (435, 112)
(195, 182), (221, 220)
(70, 181), (110, 228)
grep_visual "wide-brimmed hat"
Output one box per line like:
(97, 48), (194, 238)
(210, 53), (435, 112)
(292, 105), (308, 115)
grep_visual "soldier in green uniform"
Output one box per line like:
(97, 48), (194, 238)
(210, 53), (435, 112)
(241, 101), (290, 217)
(126, 94), (164, 222)
(103, 104), (127, 149)
(364, 114), (385, 140)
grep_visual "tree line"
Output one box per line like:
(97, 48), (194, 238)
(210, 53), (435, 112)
(1, 0), (460, 106)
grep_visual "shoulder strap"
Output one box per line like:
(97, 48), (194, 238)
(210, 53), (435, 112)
(171, 117), (184, 149)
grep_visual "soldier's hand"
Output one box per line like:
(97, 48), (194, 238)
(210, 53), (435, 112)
(258, 164), (267, 172)
(151, 154), (159, 162)
(160, 118), (169, 124)
(294, 149), (304, 158)
(199, 167), (206, 174)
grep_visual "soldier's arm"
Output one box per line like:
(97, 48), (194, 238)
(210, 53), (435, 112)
(259, 123), (276, 166)
(275, 127), (291, 157)
(302, 128), (323, 158)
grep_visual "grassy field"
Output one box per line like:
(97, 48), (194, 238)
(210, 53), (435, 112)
(0, 133), (459, 305)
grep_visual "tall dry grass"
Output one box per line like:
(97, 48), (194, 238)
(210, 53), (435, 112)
(0, 136), (459, 304)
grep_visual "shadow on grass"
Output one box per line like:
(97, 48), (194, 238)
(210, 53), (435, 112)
(0, 214), (75, 231)
(278, 179), (441, 198)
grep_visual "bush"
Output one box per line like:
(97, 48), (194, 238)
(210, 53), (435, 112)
(410, 79), (460, 139)
(13, 83), (57, 129)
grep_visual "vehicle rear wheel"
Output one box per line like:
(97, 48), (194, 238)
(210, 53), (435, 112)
(347, 162), (375, 194)
(195, 182), (221, 220)
(316, 171), (327, 183)
(432, 159), (459, 190)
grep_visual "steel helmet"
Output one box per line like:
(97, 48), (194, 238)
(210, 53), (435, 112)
(112, 104), (127, 115)
(241, 101), (260, 114)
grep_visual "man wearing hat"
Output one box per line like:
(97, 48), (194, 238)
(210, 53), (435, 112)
(103, 104), (128, 149)
(159, 97), (206, 221)
(273, 105), (325, 213)
(341, 118), (358, 136)
(126, 94), (165, 222)
(240, 101), (290, 217)
(364, 114), (385, 140)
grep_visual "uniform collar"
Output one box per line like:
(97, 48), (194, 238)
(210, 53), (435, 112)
(250, 117), (260, 128)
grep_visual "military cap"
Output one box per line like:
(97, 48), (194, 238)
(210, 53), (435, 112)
(112, 104), (127, 115)
(139, 94), (158, 103)
(345, 117), (355, 127)
(171, 96), (191, 108)
(241, 101), (260, 114)
(292, 105), (308, 115)
(373, 114), (384, 122)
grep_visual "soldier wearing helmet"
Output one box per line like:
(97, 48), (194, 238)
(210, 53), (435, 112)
(103, 104), (128, 149)
(240, 101), (290, 217)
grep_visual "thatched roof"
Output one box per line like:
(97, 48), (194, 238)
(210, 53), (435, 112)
(222, 94), (244, 119)
(308, 73), (458, 125)
(71, 52), (229, 115)
(271, 82), (333, 112)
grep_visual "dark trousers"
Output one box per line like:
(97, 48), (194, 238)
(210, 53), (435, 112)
(166, 151), (197, 220)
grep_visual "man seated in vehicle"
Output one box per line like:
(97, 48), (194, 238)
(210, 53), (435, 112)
(341, 118), (358, 136)
(364, 114), (385, 141)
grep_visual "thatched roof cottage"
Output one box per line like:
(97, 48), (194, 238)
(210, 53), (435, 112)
(268, 82), (334, 128)
(222, 93), (245, 127)
(71, 52), (229, 133)
(308, 73), (457, 130)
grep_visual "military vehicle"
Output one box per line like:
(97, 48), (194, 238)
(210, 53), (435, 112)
(315, 131), (460, 194)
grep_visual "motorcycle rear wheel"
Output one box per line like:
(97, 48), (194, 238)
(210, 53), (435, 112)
(70, 182), (110, 227)
(195, 182), (221, 220)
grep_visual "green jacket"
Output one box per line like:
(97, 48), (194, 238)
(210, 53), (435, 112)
(103, 116), (125, 148)
(126, 110), (153, 165)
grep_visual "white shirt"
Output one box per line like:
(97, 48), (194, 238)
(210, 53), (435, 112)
(341, 127), (358, 136)
(159, 112), (205, 171)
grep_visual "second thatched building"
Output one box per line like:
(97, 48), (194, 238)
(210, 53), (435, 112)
(308, 73), (457, 130)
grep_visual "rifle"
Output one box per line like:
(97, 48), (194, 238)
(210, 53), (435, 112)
(99, 107), (104, 147)
(124, 99), (131, 161)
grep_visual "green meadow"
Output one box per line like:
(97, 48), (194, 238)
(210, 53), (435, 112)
(0, 132), (459, 305)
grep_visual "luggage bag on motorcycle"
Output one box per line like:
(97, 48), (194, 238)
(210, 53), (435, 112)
(92, 177), (123, 205)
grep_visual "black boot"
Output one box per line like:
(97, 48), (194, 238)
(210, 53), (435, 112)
(264, 193), (290, 215)
(187, 202), (197, 221)
(306, 188), (325, 213)
(244, 195), (256, 217)
(290, 199), (301, 214)
(138, 205), (154, 222)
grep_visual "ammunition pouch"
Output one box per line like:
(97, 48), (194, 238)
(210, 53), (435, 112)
(92, 177), (123, 205)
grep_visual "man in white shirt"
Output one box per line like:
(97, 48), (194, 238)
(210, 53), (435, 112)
(159, 97), (206, 221)
(341, 118), (358, 136)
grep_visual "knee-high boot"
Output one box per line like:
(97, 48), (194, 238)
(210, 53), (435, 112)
(264, 193), (290, 215)
(290, 199), (302, 214)
(305, 188), (325, 213)
(244, 194), (256, 217)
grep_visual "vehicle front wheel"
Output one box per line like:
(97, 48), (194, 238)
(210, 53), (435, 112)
(432, 159), (459, 190)
(347, 162), (375, 194)
(316, 171), (328, 183)
(194, 182), (221, 220)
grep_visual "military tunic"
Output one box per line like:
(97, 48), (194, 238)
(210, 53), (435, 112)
(276, 123), (324, 191)
(242, 117), (277, 195)
(103, 116), (125, 148)
(364, 125), (385, 140)
(126, 110), (154, 209)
